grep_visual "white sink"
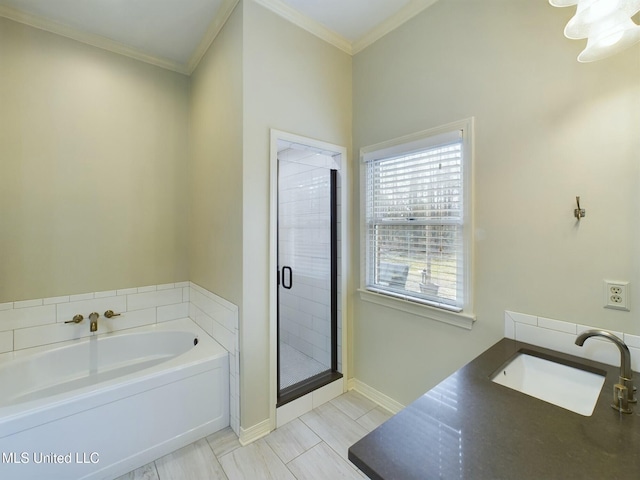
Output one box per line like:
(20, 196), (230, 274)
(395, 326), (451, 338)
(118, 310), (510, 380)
(491, 351), (606, 416)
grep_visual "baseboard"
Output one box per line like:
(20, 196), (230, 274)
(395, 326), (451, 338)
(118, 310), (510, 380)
(238, 418), (272, 446)
(350, 379), (405, 415)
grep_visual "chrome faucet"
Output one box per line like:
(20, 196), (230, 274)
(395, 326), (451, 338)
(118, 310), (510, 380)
(89, 312), (99, 333)
(575, 329), (636, 413)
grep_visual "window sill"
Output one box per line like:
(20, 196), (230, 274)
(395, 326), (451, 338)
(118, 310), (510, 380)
(358, 288), (476, 330)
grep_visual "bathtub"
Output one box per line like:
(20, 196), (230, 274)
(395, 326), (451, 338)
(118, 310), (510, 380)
(0, 318), (229, 480)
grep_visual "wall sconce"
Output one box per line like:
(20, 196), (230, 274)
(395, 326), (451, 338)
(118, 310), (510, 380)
(550, 0), (640, 62)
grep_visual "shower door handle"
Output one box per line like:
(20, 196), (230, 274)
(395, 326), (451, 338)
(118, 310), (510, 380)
(282, 266), (293, 290)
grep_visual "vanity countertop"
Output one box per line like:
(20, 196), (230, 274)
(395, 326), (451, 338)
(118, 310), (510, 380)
(348, 338), (640, 479)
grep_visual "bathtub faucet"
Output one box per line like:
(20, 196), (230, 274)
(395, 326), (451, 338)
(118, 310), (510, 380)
(89, 312), (99, 333)
(575, 329), (636, 413)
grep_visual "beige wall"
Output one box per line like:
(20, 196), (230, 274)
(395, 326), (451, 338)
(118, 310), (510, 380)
(352, 0), (640, 406)
(241, 0), (352, 428)
(0, 17), (190, 303)
(189, 3), (244, 310)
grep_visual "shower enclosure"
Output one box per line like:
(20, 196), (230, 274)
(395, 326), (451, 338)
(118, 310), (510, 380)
(276, 139), (342, 406)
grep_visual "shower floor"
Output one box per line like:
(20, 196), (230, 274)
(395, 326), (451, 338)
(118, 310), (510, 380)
(279, 343), (329, 390)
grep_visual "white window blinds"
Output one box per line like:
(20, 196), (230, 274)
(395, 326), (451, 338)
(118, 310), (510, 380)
(364, 129), (466, 311)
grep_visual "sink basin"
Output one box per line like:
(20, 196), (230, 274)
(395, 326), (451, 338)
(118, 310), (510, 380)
(491, 350), (606, 416)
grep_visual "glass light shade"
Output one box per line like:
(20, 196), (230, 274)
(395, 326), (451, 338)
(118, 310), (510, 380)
(565, 0), (640, 39)
(578, 19), (640, 61)
(567, 8), (632, 38)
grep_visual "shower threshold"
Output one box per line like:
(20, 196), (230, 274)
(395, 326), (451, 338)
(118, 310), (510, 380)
(277, 370), (343, 408)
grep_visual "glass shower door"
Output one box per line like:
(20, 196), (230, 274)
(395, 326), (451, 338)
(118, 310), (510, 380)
(277, 154), (340, 406)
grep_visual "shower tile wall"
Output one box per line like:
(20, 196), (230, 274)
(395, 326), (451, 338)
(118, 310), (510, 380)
(279, 161), (341, 376)
(279, 276), (331, 366)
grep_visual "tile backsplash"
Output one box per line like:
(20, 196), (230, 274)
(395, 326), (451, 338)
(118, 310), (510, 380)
(0, 282), (190, 353)
(505, 311), (640, 372)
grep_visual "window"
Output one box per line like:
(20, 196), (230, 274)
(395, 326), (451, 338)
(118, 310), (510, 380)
(361, 119), (473, 316)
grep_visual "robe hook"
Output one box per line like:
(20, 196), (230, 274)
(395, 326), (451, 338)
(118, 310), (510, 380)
(574, 196), (586, 220)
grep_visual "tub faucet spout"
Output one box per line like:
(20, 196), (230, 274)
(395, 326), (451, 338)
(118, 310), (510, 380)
(89, 312), (99, 333)
(575, 329), (636, 413)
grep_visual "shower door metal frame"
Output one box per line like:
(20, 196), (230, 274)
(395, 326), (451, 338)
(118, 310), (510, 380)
(276, 166), (341, 408)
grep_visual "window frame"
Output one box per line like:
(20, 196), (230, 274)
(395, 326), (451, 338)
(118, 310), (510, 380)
(359, 118), (475, 329)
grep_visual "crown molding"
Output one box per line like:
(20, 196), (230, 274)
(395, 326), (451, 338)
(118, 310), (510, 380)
(0, 4), (190, 75)
(187, 0), (240, 74)
(0, 0), (441, 74)
(252, 0), (353, 55)
(253, 0), (439, 56)
(352, 0), (440, 54)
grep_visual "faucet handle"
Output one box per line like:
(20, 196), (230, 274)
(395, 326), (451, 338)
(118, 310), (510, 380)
(104, 310), (121, 318)
(64, 314), (84, 324)
(619, 376), (637, 404)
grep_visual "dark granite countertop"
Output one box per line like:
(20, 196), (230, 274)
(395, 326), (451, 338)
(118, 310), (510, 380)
(349, 338), (640, 480)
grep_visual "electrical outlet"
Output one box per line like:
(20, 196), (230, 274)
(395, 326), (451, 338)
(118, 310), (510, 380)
(604, 280), (629, 311)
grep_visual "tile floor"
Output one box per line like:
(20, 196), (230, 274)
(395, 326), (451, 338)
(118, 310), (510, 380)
(116, 390), (391, 480)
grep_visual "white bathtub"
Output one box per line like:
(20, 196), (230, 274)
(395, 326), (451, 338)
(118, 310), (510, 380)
(0, 318), (229, 480)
